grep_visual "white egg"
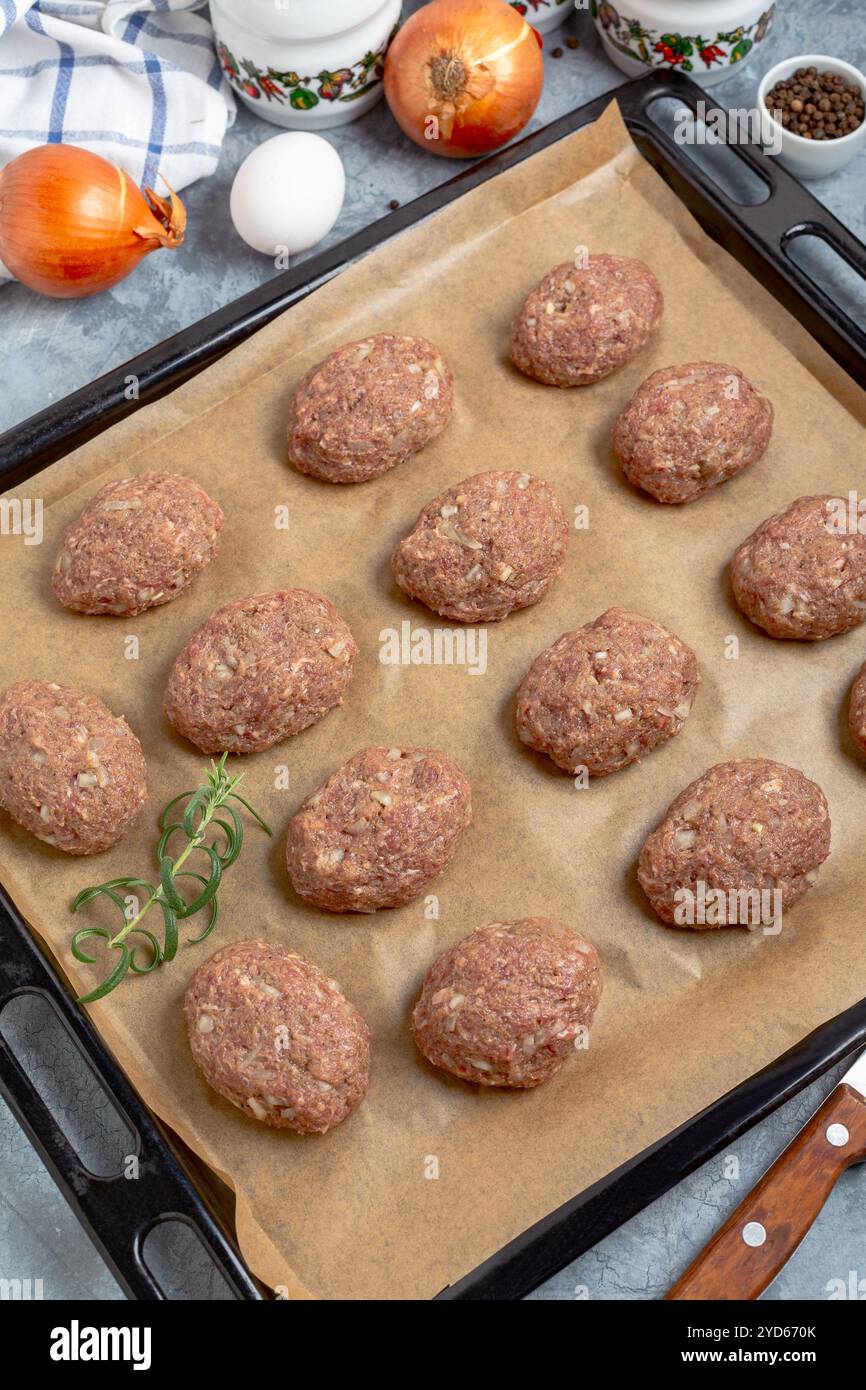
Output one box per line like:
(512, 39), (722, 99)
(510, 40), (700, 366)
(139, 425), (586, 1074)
(230, 132), (346, 258)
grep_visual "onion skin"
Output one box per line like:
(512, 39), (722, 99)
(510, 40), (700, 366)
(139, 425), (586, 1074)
(0, 145), (186, 299)
(384, 0), (544, 159)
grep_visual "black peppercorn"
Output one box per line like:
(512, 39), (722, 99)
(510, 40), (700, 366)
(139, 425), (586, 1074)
(765, 66), (864, 141)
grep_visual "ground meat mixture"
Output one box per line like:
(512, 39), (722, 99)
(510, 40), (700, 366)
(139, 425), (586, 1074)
(286, 746), (471, 912)
(848, 660), (866, 755)
(52, 471), (224, 616)
(185, 939), (370, 1134)
(287, 333), (454, 483)
(163, 590), (357, 754)
(613, 363), (774, 504)
(509, 254), (663, 387)
(515, 608), (699, 776)
(412, 918), (603, 1089)
(637, 758), (831, 927)
(391, 470), (569, 623)
(0, 680), (147, 855)
(731, 494), (866, 640)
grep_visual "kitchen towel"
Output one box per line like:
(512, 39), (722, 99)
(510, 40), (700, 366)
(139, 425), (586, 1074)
(0, 1), (235, 198)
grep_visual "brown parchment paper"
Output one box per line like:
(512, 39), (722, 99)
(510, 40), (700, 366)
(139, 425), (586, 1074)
(2, 102), (866, 1302)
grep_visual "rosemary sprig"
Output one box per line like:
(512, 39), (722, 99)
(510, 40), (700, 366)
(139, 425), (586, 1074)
(70, 754), (272, 1004)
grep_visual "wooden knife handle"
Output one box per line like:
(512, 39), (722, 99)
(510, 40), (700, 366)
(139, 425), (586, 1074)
(666, 1084), (866, 1301)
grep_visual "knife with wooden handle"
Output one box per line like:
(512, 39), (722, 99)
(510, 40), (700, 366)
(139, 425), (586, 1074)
(666, 1049), (866, 1301)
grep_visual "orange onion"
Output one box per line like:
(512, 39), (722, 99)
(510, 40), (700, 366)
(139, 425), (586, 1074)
(0, 144), (186, 298)
(384, 0), (544, 159)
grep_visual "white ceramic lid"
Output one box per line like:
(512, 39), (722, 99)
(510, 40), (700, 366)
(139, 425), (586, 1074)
(597, 0), (769, 24)
(215, 0), (390, 45)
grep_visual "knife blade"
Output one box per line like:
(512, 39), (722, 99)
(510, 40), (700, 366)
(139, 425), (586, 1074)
(666, 1047), (866, 1301)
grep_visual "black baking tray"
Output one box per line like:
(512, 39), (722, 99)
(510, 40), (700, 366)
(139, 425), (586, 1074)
(1, 72), (866, 1302)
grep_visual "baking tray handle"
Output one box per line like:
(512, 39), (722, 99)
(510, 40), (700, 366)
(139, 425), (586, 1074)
(613, 73), (866, 382)
(0, 890), (264, 1300)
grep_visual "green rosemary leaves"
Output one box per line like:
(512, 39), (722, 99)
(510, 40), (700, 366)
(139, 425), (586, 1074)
(70, 754), (271, 1003)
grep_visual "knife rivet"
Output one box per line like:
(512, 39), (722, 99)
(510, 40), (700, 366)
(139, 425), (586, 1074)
(826, 1123), (849, 1147)
(742, 1221), (766, 1248)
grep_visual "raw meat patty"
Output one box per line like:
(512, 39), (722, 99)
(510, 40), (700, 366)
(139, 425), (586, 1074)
(287, 333), (454, 483)
(848, 660), (866, 755)
(731, 494), (866, 639)
(185, 939), (370, 1134)
(637, 758), (830, 927)
(613, 363), (774, 504)
(52, 471), (223, 616)
(286, 746), (471, 912)
(516, 607), (699, 776)
(391, 470), (569, 623)
(412, 917), (603, 1089)
(0, 680), (146, 855)
(509, 254), (663, 387)
(164, 590), (357, 754)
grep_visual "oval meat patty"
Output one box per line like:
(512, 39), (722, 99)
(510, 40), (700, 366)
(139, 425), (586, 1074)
(731, 494), (866, 640)
(412, 918), (603, 1089)
(516, 608), (699, 776)
(848, 660), (866, 755)
(286, 746), (471, 912)
(509, 254), (663, 387)
(637, 758), (831, 927)
(52, 471), (224, 616)
(613, 363), (774, 504)
(0, 680), (146, 854)
(164, 590), (357, 755)
(185, 939), (370, 1134)
(391, 470), (569, 623)
(287, 333), (454, 484)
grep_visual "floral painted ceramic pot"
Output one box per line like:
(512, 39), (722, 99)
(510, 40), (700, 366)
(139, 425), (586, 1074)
(510, 0), (573, 34)
(589, 0), (777, 87)
(211, 0), (402, 128)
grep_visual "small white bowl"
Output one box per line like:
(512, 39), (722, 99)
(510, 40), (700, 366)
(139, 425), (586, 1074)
(757, 54), (866, 180)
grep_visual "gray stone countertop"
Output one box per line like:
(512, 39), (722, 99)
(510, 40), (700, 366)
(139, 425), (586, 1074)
(1, 0), (865, 1303)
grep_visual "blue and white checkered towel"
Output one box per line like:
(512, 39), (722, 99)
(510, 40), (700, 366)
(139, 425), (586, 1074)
(0, 1), (235, 198)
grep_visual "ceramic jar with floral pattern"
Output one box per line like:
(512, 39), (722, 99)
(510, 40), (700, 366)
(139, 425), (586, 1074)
(510, 0), (573, 34)
(590, 0), (776, 87)
(212, 0), (403, 128)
